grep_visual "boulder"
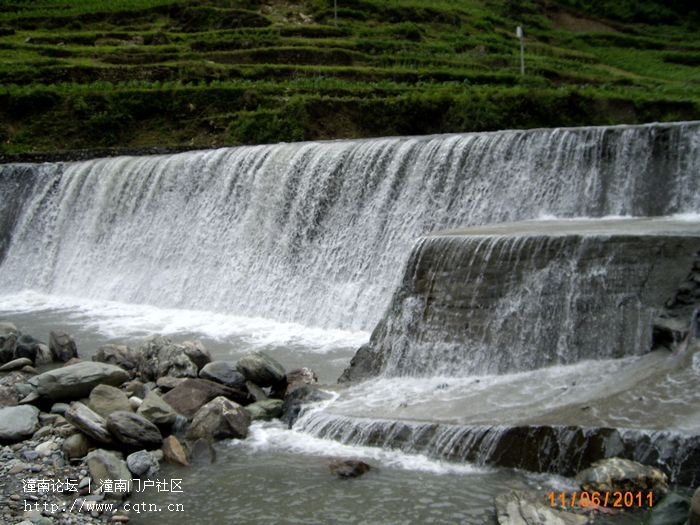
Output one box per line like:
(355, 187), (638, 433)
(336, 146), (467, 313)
(186, 396), (251, 441)
(329, 459), (371, 479)
(199, 361), (246, 387)
(0, 405), (39, 442)
(86, 449), (132, 499)
(285, 367), (318, 395)
(156, 376), (186, 392)
(50, 402), (70, 415)
(690, 486), (700, 525)
(64, 402), (113, 445)
(245, 399), (284, 421)
(106, 411), (163, 450)
(236, 351), (286, 388)
(28, 361), (130, 401)
(182, 340), (211, 371)
(648, 492), (690, 525)
(495, 491), (588, 525)
(281, 385), (333, 428)
(0, 357), (33, 372)
(62, 433), (91, 460)
(93, 344), (139, 372)
(245, 381), (268, 402)
(188, 438), (216, 465)
(576, 458), (668, 503)
(136, 336), (199, 381)
(49, 331), (78, 362)
(0, 384), (19, 407)
(0, 322), (19, 363)
(162, 378), (252, 420)
(126, 450), (159, 478)
(162, 435), (189, 466)
(14, 334), (41, 364)
(122, 379), (149, 398)
(137, 391), (178, 426)
(34, 343), (53, 367)
(88, 384), (132, 418)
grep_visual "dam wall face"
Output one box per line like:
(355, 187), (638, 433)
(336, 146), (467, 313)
(340, 219), (700, 380)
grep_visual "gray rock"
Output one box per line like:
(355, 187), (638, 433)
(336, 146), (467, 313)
(0, 384), (19, 407)
(199, 361), (246, 387)
(245, 380), (268, 402)
(161, 378), (252, 420)
(245, 399), (284, 421)
(329, 459), (371, 478)
(576, 457), (668, 501)
(136, 391), (178, 426)
(121, 379), (149, 398)
(182, 340), (211, 371)
(0, 405), (39, 442)
(86, 449), (132, 499)
(14, 334), (41, 364)
(0, 322), (19, 363)
(0, 357), (32, 372)
(126, 450), (159, 477)
(64, 402), (113, 445)
(136, 336), (199, 381)
(281, 385), (333, 428)
(495, 491), (588, 525)
(189, 438), (216, 465)
(286, 367), (318, 395)
(28, 361), (130, 401)
(690, 486), (700, 525)
(34, 343), (53, 366)
(236, 351), (286, 388)
(186, 396), (251, 441)
(155, 376), (186, 391)
(106, 411), (163, 449)
(648, 492), (689, 525)
(93, 344), (139, 372)
(49, 331), (78, 362)
(0, 334), (16, 363)
(88, 384), (132, 418)
(0, 321), (19, 337)
(62, 433), (91, 460)
(50, 402), (70, 415)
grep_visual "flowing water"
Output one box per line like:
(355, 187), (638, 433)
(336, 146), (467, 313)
(2, 122), (700, 523)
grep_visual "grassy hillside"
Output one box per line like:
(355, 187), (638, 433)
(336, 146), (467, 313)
(0, 0), (699, 156)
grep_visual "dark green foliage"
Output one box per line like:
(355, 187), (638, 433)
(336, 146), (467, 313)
(0, 0), (699, 155)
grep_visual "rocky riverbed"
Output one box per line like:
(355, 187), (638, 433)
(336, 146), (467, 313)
(1, 320), (699, 525)
(0, 322), (328, 524)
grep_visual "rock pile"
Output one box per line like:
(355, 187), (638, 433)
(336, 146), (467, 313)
(0, 324), (327, 524)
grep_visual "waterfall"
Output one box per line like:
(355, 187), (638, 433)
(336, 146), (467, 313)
(363, 224), (700, 377)
(1, 122), (699, 331)
(296, 412), (700, 485)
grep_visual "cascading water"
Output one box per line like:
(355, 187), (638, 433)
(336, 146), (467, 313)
(2, 123), (700, 524)
(1, 122), (699, 331)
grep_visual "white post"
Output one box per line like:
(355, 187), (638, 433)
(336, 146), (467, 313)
(334, 0), (338, 26)
(516, 26), (524, 75)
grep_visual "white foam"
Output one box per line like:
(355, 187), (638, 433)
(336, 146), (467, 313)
(233, 420), (489, 476)
(0, 290), (368, 351)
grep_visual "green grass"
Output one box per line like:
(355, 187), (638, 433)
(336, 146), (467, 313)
(0, 0), (699, 156)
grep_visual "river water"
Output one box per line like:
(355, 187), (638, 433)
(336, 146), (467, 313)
(0, 294), (691, 524)
(2, 122), (699, 523)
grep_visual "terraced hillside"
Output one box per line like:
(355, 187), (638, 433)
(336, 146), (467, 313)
(0, 0), (699, 156)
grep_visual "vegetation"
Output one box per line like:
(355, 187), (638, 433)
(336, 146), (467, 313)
(0, 0), (699, 156)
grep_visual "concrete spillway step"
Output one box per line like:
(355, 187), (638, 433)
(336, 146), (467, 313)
(299, 413), (700, 486)
(342, 217), (700, 380)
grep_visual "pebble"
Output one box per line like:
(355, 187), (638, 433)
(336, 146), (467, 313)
(1, 425), (132, 525)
